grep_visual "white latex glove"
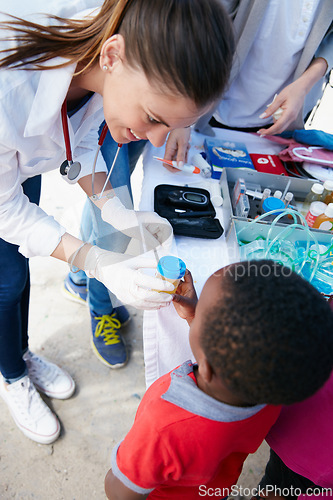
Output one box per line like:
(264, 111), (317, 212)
(84, 246), (174, 310)
(101, 196), (173, 252)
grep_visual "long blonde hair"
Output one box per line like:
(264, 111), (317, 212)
(0, 0), (235, 107)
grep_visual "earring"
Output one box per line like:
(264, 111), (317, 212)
(102, 65), (108, 71)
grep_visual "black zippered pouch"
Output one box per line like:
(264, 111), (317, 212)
(154, 184), (223, 239)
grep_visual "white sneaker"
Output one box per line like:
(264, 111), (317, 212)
(23, 350), (75, 400)
(0, 376), (60, 444)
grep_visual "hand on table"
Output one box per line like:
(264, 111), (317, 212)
(172, 269), (198, 325)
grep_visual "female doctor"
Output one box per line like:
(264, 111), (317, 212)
(0, 0), (234, 444)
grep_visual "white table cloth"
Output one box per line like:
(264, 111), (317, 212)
(139, 129), (283, 387)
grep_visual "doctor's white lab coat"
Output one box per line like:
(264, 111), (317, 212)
(0, 6), (107, 258)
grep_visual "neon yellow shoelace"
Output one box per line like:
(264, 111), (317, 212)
(94, 314), (122, 345)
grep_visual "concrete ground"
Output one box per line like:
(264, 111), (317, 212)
(0, 172), (149, 499)
(0, 81), (331, 499)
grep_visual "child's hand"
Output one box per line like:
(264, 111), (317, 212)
(172, 269), (198, 325)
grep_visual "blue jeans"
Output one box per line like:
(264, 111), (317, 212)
(70, 126), (146, 315)
(0, 176), (41, 381)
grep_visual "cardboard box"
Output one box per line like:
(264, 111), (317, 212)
(204, 138), (254, 179)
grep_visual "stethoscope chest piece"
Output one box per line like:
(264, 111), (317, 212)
(60, 159), (81, 181)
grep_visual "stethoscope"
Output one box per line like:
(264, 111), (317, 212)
(60, 99), (122, 198)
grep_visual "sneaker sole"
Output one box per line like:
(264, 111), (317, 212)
(61, 284), (87, 306)
(0, 387), (61, 445)
(90, 338), (128, 369)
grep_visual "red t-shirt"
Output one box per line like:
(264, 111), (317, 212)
(111, 361), (281, 499)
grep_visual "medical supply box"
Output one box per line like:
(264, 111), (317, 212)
(220, 168), (333, 259)
(204, 138), (254, 179)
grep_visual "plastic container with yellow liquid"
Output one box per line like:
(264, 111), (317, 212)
(156, 256), (186, 293)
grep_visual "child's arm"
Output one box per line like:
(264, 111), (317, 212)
(172, 269), (198, 325)
(105, 469), (148, 500)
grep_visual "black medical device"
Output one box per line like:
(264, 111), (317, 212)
(167, 189), (209, 208)
(154, 184), (223, 239)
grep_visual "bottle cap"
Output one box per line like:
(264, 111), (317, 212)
(311, 183), (324, 195)
(157, 256), (186, 280)
(262, 197), (285, 213)
(308, 201), (327, 217)
(324, 203), (333, 218)
(273, 190), (282, 199)
(323, 180), (333, 191)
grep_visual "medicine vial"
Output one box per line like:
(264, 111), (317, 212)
(259, 188), (271, 212)
(312, 203), (333, 231)
(305, 201), (327, 228)
(321, 180), (333, 205)
(156, 256), (186, 293)
(261, 188), (271, 201)
(301, 183), (324, 216)
(283, 192), (293, 208)
(304, 183), (324, 203)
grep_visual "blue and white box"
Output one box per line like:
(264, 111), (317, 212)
(204, 138), (254, 179)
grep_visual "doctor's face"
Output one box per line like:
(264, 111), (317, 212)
(101, 61), (205, 147)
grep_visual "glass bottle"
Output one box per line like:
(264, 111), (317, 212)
(304, 183), (324, 204)
(301, 183), (324, 215)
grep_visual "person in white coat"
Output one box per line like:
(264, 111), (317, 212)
(3, 0), (149, 370)
(0, 0), (234, 444)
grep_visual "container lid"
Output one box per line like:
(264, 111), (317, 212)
(157, 256), (186, 279)
(309, 201), (327, 216)
(311, 183), (324, 194)
(323, 180), (333, 191)
(262, 197), (285, 213)
(324, 203), (333, 217)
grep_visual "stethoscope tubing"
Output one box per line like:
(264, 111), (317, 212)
(61, 99), (122, 196)
(61, 100), (73, 163)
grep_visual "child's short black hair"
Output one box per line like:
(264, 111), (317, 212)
(201, 260), (333, 405)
